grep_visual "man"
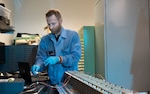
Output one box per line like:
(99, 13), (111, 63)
(31, 9), (82, 85)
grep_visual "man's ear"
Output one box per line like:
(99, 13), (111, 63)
(60, 18), (63, 24)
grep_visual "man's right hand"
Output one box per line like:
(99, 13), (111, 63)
(31, 65), (40, 75)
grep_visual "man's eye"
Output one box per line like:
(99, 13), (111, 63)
(52, 23), (55, 25)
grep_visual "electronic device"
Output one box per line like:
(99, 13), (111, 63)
(18, 62), (32, 85)
(18, 62), (48, 85)
(0, 45), (5, 63)
(55, 71), (138, 94)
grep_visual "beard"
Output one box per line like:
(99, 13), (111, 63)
(50, 23), (62, 34)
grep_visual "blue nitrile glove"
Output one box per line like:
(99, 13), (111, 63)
(44, 56), (60, 66)
(31, 65), (40, 75)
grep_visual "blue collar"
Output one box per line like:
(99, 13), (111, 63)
(48, 27), (67, 41)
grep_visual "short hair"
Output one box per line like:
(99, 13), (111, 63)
(45, 9), (62, 20)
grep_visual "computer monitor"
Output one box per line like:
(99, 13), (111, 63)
(0, 45), (5, 63)
(18, 62), (32, 85)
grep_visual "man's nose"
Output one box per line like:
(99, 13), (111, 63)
(49, 25), (53, 29)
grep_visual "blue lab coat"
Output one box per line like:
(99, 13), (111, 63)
(35, 27), (82, 85)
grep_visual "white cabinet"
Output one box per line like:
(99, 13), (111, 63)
(95, 0), (150, 91)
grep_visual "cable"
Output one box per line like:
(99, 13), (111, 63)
(20, 75), (72, 94)
(62, 75), (71, 87)
(94, 73), (105, 80)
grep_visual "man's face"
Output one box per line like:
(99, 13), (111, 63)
(46, 15), (62, 34)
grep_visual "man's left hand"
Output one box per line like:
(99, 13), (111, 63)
(44, 56), (60, 66)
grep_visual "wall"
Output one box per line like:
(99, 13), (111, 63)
(0, 0), (96, 37)
(94, 0), (105, 77)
